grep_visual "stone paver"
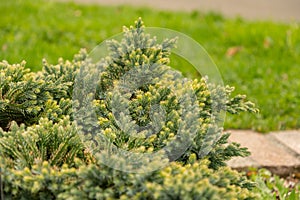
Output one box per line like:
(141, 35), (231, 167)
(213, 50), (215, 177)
(269, 131), (300, 156)
(62, 0), (300, 22)
(227, 156), (259, 170)
(227, 130), (300, 176)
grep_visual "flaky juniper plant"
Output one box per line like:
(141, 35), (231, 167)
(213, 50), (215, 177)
(0, 19), (259, 199)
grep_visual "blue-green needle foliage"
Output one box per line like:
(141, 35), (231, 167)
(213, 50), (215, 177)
(0, 19), (259, 199)
(2, 0), (300, 132)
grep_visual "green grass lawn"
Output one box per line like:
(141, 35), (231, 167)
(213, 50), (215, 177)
(1, 0), (299, 132)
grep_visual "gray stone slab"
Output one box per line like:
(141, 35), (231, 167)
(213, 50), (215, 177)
(269, 131), (300, 155)
(227, 156), (259, 169)
(226, 130), (300, 175)
(62, 0), (300, 22)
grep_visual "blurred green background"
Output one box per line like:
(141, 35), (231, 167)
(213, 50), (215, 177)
(0, 0), (299, 132)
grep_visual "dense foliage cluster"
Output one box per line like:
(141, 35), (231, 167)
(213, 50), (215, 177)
(0, 19), (259, 199)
